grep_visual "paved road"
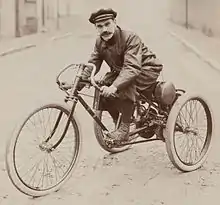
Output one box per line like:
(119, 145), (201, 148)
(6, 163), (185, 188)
(1, 0), (220, 204)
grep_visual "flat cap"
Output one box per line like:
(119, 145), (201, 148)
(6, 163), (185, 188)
(89, 8), (117, 24)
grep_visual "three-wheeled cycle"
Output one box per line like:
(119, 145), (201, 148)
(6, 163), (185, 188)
(5, 63), (213, 197)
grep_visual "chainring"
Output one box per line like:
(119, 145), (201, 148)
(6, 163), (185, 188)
(137, 106), (158, 139)
(138, 124), (157, 139)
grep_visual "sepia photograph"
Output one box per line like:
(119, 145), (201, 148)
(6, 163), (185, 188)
(0, 0), (219, 204)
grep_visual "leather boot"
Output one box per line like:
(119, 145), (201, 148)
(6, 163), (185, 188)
(109, 122), (130, 142)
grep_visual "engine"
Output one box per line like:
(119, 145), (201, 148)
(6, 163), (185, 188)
(136, 104), (158, 139)
(154, 81), (176, 106)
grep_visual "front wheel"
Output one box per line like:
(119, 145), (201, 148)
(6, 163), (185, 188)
(164, 93), (213, 172)
(5, 103), (81, 197)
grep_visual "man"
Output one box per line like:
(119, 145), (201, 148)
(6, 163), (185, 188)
(81, 8), (163, 143)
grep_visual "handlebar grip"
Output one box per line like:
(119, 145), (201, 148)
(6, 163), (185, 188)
(98, 90), (119, 98)
(80, 78), (91, 84)
(59, 82), (73, 90)
(56, 80), (61, 86)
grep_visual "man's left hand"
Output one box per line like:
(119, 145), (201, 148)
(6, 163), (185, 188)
(100, 85), (117, 97)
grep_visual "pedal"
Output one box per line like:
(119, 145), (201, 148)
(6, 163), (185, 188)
(104, 133), (132, 148)
(104, 137), (124, 148)
(104, 137), (115, 148)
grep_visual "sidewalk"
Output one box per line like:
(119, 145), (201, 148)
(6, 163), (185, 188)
(168, 22), (220, 72)
(0, 15), (91, 57)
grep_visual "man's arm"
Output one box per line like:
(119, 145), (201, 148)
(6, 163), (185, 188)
(112, 34), (142, 90)
(83, 40), (103, 78)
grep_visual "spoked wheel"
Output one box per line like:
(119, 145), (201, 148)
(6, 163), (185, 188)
(5, 103), (81, 197)
(94, 110), (137, 153)
(164, 93), (213, 172)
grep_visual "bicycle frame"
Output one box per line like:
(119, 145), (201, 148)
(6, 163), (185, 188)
(47, 87), (166, 150)
(69, 87), (170, 147)
(49, 64), (115, 150)
(51, 63), (174, 148)
(6, 64), (211, 198)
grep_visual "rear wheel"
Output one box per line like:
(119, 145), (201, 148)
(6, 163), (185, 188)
(164, 93), (213, 172)
(94, 110), (136, 153)
(5, 103), (81, 197)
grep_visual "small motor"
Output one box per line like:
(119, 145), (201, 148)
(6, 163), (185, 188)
(154, 81), (176, 106)
(138, 105), (147, 116)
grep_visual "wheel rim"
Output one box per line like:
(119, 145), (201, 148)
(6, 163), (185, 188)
(100, 111), (116, 132)
(13, 106), (79, 192)
(100, 111), (137, 136)
(173, 97), (212, 166)
(98, 111), (137, 147)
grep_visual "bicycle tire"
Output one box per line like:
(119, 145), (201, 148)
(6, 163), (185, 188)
(5, 103), (82, 197)
(164, 93), (213, 172)
(94, 110), (133, 153)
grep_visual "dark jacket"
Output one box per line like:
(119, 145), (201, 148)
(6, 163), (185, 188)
(85, 26), (163, 101)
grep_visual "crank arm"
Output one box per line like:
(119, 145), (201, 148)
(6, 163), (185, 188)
(128, 125), (149, 137)
(120, 138), (161, 146)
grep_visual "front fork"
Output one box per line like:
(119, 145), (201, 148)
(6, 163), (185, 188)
(41, 97), (78, 152)
(43, 93), (113, 151)
(42, 65), (84, 151)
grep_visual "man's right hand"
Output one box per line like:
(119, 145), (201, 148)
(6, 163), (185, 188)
(100, 85), (117, 97)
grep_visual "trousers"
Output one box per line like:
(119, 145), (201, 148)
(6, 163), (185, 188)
(94, 93), (135, 123)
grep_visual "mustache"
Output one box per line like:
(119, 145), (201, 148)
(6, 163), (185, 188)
(101, 32), (112, 36)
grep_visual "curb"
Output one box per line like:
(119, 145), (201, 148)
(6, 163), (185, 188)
(0, 32), (74, 58)
(0, 44), (36, 57)
(50, 32), (73, 41)
(169, 31), (220, 72)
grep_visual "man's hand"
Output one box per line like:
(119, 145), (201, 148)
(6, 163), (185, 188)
(60, 81), (72, 90)
(100, 85), (117, 97)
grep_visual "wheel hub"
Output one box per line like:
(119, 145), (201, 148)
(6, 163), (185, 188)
(39, 141), (54, 152)
(184, 127), (198, 135)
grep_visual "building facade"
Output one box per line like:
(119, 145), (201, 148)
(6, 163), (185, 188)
(0, 0), (73, 39)
(0, 0), (16, 38)
(170, 0), (220, 38)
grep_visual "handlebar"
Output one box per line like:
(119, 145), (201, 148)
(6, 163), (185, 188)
(88, 63), (119, 97)
(56, 63), (118, 97)
(56, 63), (100, 89)
(56, 63), (75, 87)
(85, 63), (101, 91)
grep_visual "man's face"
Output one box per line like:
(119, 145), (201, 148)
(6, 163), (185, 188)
(95, 19), (117, 41)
